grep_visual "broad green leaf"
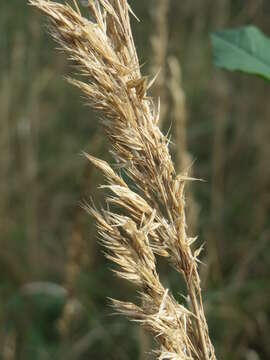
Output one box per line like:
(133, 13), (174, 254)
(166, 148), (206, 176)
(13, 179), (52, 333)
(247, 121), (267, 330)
(210, 26), (270, 81)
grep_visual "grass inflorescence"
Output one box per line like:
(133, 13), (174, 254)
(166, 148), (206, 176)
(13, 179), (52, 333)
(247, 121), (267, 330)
(29, 1), (216, 358)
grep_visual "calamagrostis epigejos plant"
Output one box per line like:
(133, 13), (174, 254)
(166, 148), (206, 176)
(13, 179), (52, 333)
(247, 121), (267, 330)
(29, 1), (216, 358)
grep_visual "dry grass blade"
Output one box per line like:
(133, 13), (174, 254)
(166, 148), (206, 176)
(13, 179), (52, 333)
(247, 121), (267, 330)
(29, 0), (216, 358)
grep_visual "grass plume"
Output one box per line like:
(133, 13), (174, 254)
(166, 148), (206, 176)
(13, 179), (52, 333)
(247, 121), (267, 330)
(29, 0), (216, 358)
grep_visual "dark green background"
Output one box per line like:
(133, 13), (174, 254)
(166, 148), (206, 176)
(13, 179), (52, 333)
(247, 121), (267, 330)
(0, 1), (269, 359)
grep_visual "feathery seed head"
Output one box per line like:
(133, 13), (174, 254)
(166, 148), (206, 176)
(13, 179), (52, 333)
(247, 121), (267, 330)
(29, 1), (216, 358)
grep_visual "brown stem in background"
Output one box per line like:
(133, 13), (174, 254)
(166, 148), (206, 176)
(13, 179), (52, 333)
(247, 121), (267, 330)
(0, 75), (11, 232)
(2, 330), (16, 360)
(149, 0), (169, 128)
(0, 33), (23, 250)
(58, 137), (102, 340)
(24, 18), (41, 277)
(168, 56), (198, 235)
(202, 0), (230, 286)
(22, 15), (54, 277)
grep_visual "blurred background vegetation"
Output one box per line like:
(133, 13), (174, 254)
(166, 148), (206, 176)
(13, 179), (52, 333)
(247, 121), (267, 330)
(0, 0), (270, 359)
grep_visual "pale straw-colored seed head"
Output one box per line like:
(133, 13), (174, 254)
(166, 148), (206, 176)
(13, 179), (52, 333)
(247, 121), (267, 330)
(29, 1), (216, 358)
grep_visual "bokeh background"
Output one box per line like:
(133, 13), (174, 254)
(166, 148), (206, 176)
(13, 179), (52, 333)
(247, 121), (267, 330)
(1, 0), (270, 359)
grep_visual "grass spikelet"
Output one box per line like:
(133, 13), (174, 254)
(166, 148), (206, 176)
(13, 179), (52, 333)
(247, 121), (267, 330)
(29, 1), (216, 358)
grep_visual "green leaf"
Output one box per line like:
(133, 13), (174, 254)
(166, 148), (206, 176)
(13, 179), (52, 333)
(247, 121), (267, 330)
(210, 26), (270, 81)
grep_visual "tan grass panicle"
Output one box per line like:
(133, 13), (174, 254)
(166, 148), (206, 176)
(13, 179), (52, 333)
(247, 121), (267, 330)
(29, 1), (216, 358)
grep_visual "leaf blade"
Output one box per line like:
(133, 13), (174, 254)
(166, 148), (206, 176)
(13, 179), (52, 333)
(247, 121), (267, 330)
(210, 26), (270, 81)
